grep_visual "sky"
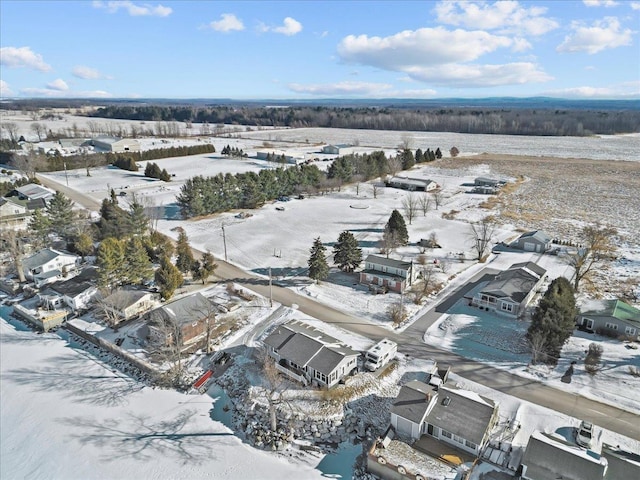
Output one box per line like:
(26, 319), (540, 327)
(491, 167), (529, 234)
(0, 0), (639, 100)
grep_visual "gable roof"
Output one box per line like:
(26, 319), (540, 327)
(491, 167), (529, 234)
(49, 267), (99, 297)
(391, 380), (437, 425)
(13, 183), (55, 200)
(425, 385), (497, 445)
(518, 230), (551, 244)
(148, 292), (212, 326)
(580, 299), (640, 326)
(389, 176), (434, 188)
(23, 248), (77, 271)
(102, 289), (153, 310)
(365, 254), (412, 271)
(522, 431), (608, 480)
(481, 262), (545, 304)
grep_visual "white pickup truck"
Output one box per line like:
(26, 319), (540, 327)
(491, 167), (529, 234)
(364, 339), (398, 372)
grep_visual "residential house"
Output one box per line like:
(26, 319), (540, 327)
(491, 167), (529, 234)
(360, 255), (418, 293)
(519, 431), (608, 480)
(91, 136), (140, 153)
(474, 177), (503, 188)
(0, 196), (48, 231)
(386, 176), (438, 192)
(146, 293), (213, 349)
(43, 267), (99, 312)
(8, 183), (55, 202)
(511, 230), (552, 253)
(390, 380), (499, 456)
(601, 444), (640, 480)
(576, 299), (640, 340)
(262, 320), (359, 389)
(470, 262), (546, 317)
(22, 248), (80, 287)
(99, 289), (157, 326)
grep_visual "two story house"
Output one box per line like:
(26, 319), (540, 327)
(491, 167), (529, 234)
(22, 248), (80, 287)
(262, 320), (359, 389)
(359, 255), (418, 293)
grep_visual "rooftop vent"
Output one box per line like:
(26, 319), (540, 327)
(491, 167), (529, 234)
(442, 396), (451, 406)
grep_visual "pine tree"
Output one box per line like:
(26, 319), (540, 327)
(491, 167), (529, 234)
(97, 237), (125, 288)
(74, 232), (94, 259)
(46, 191), (74, 241)
(128, 200), (149, 236)
(415, 148), (424, 163)
(193, 251), (217, 284)
(98, 197), (131, 239)
(385, 209), (409, 246)
(155, 255), (183, 300)
(435, 148), (442, 159)
(124, 236), (153, 285)
(308, 237), (329, 283)
(159, 169), (171, 182)
(28, 208), (51, 248)
(175, 230), (195, 274)
(333, 231), (362, 272)
(401, 149), (415, 170)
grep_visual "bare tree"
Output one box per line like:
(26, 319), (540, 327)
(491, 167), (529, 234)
(468, 217), (497, 261)
(353, 174), (365, 196)
(419, 193), (431, 216)
(399, 133), (414, 150)
(432, 189), (444, 210)
(2, 122), (19, 144)
(372, 183), (379, 199)
(188, 296), (218, 355)
(0, 229), (27, 282)
(13, 150), (44, 178)
(402, 194), (419, 225)
(256, 347), (289, 432)
(413, 256), (436, 304)
(528, 330), (549, 365)
(30, 122), (46, 141)
(147, 315), (186, 386)
(386, 156), (402, 176)
(568, 224), (618, 291)
(379, 229), (398, 258)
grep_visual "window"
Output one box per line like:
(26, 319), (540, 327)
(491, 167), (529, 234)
(625, 326), (636, 335)
(501, 303), (514, 312)
(605, 322), (618, 330)
(441, 430), (452, 439)
(465, 440), (477, 450)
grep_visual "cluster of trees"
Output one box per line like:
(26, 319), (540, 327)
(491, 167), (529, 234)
(220, 145), (247, 158)
(144, 162), (171, 181)
(139, 144), (215, 160)
(176, 164), (323, 217)
(112, 155), (139, 172)
(84, 104), (640, 136)
(527, 277), (577, 365)
(0, 175), (35, 197)
(307, 230), (364, 283)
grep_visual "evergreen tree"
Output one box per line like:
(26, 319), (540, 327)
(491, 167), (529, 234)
(175, 230), (195, 274)
(28, 208), (51, 248)
(527, 277), (577, 365)
(193, 251), (217, 284)
(159, 168), (171, 182)
(74, 232), (94, 260)
(155, 255), (183, 300)
(308, 237), (329, 283)
(124, 236), (153, 285)
(98, 197), (131, 239)
(415, 148), (424, 163)
(128, 200), (149, 236)
(147, 230), (174, 261)
(400, 149), (415, 170)
(46, 191), (74, 241)
(333, 231), (362, 272)
(97, 237), (125, 288)
(435, 148), (442, 159)
(385, 209), (409, 246)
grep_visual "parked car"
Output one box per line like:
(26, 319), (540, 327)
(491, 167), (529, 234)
(275, 206), (285, 211)
(576, 420), (593, 448)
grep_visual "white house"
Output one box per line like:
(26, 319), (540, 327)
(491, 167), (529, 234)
(322, 144), (351, 155)
(262, 320), (359, 389)
(0, 197), (29, 231)
(9, 183), (55, 202)
(390, 380), (499, 457)
(99, 289), (157, 326)
(470, 262), (546, 317)
(45, 267), (99, 312)
(359, 255), (418, 293)
(22, 248), (80, 287)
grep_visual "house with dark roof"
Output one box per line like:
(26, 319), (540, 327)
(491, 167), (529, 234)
(360, 255), (418, 293)
(474, 177), (503, 188)
(519, 431), (609, 480)
(390, 380), (499, 456)
(22, 248), (80, 287)
(576, 299), (640, 340)
(0, 196), (49, 231)
(470, 262), (546, 317)
(386, 176), (438, 192)
(511, 230), (552, 253)
(45, 267), (99, 312)
(99, 289), (157, 326)
(262, 320), (359, 389)
(146, 293), (213, 349)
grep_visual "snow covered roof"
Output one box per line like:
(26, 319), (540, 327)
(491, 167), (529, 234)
(425, 385), (497, 445)
(518, 230), (552, 244)
(13, 183), (55, 200)
(480, 262), (545, 303)
(365, 255), (412, 271)
(391, 380), (437, 425)
(580, 299), (640, 324)
(148, 292), (212, 326)
(521, 431), (608, 480)
(23, 248), (77, 271)
(102, 289), (153, 310)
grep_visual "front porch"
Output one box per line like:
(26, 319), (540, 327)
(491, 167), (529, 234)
(413, 434), (476, 467)
(275, 361), (308, 386)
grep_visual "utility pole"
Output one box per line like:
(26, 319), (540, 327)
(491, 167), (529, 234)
(268, 267), (273, 307)
(221, 224), (228, 262)
(63, 161), (69, 187)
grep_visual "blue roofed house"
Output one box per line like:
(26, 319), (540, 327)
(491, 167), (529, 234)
(471, 262), (546, 317)
(262, 320), (359, 389)
(576, 299), (640, 341)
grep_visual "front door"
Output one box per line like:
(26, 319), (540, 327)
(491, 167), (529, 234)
(585, 318), (594, 330)
(427, 424), (434, 436)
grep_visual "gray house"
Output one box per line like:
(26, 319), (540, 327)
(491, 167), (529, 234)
(387, 176), (438, 192)
(262, 320), (359, 389)
(576, 299), (640, 340)
(470, 262), (546, 317)
(520, 431), (609, 480)
(511, 230), (552, 253)
(474, 177), (503, 187)
(390, 380), (499, 456)
(359, 255), (418, 293)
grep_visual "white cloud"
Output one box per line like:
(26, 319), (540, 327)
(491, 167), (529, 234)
(406, 62), (552, 87)
(46, 79), (69, 91)
(0, 80), (14, 97)
(338, 27), (513, 69)
(512, 37), (533, 52)
(288, 81), (392, 96)
(72, 65), (103, 79)
(0, 46), (51, 72)
(557, 17), (633, 54)
(434, 1), (559, 36)
(92, 1), (172, 17)
(208, 13), (244, 32)
(261, 17), (303, 36)
(631, 2), (640, 10)
(583, 0), (619, 7)
(21, 86), (112, 98)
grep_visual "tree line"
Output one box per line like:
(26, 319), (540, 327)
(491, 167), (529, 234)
(85, 104), (640, 136)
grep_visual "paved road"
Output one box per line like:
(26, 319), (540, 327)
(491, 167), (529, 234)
(40, 173), (640, 441)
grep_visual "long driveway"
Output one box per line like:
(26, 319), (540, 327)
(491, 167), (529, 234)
(38, 173), (640, 441)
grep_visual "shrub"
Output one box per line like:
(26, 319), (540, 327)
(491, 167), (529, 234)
(584, 342), (603, 376)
